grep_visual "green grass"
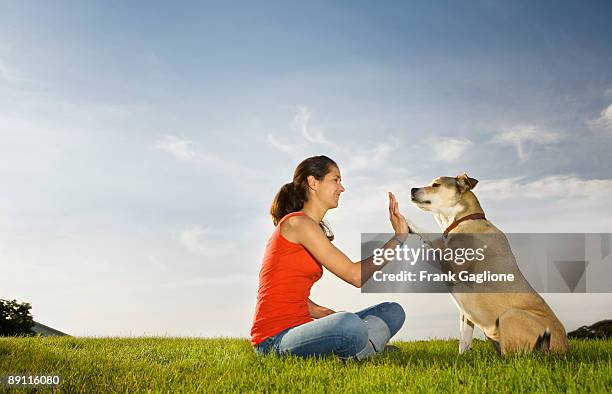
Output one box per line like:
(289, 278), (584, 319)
(1, 337), (611, 392)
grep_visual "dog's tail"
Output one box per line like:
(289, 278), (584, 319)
(534, 328), (551, 352)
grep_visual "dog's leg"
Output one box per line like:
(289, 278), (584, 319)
(459, 312), (475, 354)
(405, 217), (431, 235)
(405, 218), (445, 249)
(497, 309), (548, 354)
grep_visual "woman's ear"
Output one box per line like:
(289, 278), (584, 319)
(307, 175), (318, 191)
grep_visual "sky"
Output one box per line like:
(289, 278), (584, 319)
(1, 1), (611, 340)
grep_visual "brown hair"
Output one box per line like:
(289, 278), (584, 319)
(270, 155), (338, 226)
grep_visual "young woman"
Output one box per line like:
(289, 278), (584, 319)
(250, 155), (409, 360)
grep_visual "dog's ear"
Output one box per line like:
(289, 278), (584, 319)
(456, 173), (479, 192)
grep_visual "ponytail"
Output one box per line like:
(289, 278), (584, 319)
(270, 182), (307, 226)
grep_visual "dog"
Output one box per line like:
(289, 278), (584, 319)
(407, 174), (569, 355)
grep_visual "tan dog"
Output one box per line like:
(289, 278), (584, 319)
(408, 174), (569, 354)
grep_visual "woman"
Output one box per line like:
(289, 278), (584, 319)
(250, 155), (409, 360)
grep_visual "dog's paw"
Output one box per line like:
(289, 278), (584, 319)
(459, 342), (473, 354)
(405, 218), (419, 233)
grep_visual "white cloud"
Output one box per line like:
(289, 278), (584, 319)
(152, 135), (265, 179)
(293, 106), (330, 144)
(154, 135), (196, 161)
(266, 133), (293, 153)
(0, 59), (10, 81)
(267, 106), (399, 173)
(146, 253), (169, 272)
(161, 274), (256, 289)
(431, 137), (473, 162)
(477, 175), (612, 200)
(148, 51), (161, 68)
(179, 226), (216, 256)
(265, 106), (334, 154)
(0, 57), (31, 84)
(178, 225), (240, 259)
(344, 141), (397, 172)
(491, 125), (562, 162)
(587, 104), (612, 134)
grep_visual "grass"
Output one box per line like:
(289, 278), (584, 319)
(0, 337), (611, 392)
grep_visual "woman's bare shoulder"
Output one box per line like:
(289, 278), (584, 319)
(280, 214), (321, 241)
(282, 214), (316, 230)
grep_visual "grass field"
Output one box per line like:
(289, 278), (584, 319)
(1, 337), (611, 392)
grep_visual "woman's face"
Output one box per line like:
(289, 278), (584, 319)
(316, 166), (345, 209)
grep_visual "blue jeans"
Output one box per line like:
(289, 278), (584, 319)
(253, 302), (405, 360)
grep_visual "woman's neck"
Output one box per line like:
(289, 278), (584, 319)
(301, 201), (327, 224)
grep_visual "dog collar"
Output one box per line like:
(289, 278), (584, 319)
(443, 213), (486, 238)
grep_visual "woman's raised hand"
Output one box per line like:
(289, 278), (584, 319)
(388, 192), (409, 235)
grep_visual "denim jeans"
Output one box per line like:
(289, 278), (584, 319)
(253, 302), (405, 361)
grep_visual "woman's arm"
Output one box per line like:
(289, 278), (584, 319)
(307, 298), (336, 319)
(289, 192), (409, 288)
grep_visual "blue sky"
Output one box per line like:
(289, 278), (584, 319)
(1, 1), (611, 339)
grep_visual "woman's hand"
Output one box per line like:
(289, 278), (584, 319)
(314, 307), (336, 319)
(307, 299), (336, 319)
(389, 192), (409, 236)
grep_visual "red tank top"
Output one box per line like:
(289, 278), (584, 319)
(250, 211), (323, 345)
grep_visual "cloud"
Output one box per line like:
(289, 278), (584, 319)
(477, 175), (612, 200)
(344, 141), (397, 172)
(148, 51), (161, 68)
(266, 133), (293, 153)
(146, 253), (169, 272)
(179, 226), (223, 256)
(161, 274), (256, 289)
(491, 126), (562, 162)
(430, 138), (473, 162)
(0, 59), (11, 81)
(267, 106), (333, 154)
(152, 135), (265, 179)
(293, 106), (330, 144)
(0, 57), (29, 84)
(587, 104), (612, 134)
(267, 106), (397, 174)
(154, 135), (197, 161)
(178, 225), (246, 261)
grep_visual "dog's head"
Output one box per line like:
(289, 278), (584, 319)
(411, 174), (479, 212)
